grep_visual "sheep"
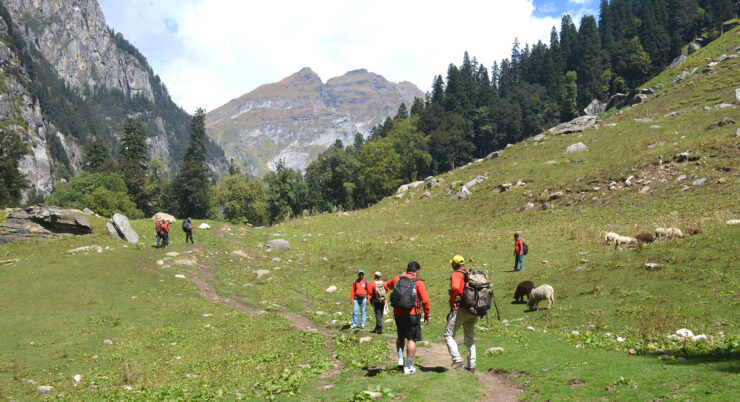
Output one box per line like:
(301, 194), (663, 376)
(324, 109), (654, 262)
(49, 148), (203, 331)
(527, 284), (554, 311)
(514, 281), (535, 303)
(635, 232), (655, 244)
(614, 236), (637, 249)
(686, 225), (702, 236)
(605, 232), (620, 244)
(655, 227), (684, 240)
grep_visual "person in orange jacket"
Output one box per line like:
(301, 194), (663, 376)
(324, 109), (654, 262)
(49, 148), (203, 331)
(387, 261), (430, 374)
(367, 271), (389, 334)
(514, 233), (524, 271)
(161, 219), (170, 248)
(350, 269), (368, 329)
(444, 255), (478, 372)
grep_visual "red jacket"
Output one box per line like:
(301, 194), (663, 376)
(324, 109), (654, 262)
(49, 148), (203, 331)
(449, 267), (468, 309)
(162, 221), (170, 233)
(350, 278), (368, 301)
(514, 238), (524, 255)
(387, 272), (430, 319)
(366, 280), (389, 303)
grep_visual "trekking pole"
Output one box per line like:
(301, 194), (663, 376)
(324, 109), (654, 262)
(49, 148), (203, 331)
(491, 288), (501, 321)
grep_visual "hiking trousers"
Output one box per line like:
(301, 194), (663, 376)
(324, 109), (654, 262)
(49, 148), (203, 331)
(352, 297), (367, 328)
(514, 254), (524, 271)
(372, 301), (384, 332)
(444, 309), (478, 369)
(186, 230), (194, 244)
(156, 233), (162, 248)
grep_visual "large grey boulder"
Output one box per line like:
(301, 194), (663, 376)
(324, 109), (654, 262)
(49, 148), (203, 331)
(549, 115), (597, 135)
(630, 94), (648, 105)
(564, 142), (588, 154)
(464, 175), (486, 189)
(485, 151), (500, 160)
(688, 42), (700, 55)
(0, 206), (93, 244)
(451, 186), (472, 200)
(107, 221), (122, 240)
(669, 54), (687, 68)
(606, 93), (628, 111)
(108, 213), (138, 244)
(673, 70), (691, 83)
(583, 99), (606, 116)
(267, 238), (290, 250)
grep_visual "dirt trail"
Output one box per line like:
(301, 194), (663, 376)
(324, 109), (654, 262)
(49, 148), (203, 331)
(411, 341), (520, 401)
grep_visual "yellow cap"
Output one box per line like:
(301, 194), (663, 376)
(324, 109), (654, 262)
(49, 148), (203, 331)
(449, 255), (465, 266)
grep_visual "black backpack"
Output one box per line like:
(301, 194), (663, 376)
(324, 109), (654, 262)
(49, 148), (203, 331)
(460, 270), (493, 317)
(390, 276), (418, 310)
(523, 242), (529, 255)
(182, 221), (191, 232)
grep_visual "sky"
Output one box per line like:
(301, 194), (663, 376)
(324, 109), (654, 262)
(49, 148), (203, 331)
(98, 0), (598, 113)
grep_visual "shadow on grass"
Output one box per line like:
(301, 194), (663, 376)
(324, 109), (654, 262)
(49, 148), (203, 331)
(648, 350), (740, 373)
(362, 364), (447, 377)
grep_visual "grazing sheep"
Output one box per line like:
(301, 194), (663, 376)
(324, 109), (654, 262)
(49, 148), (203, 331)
(527, 284), (554, 311)
(686, 225), (702, 236)
(514, 281), (535, 303)
(614, 236), (637, 249)
(635, 232), (655, 244)
(605, 232), (620, 244)
(655, 227), (684, 240)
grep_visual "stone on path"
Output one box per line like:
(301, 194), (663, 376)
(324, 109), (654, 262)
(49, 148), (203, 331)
(267, 238), (290, 250)
(165, 252), (180, 257)
(36, 386), (55, 395)
(325, 286), (337, 293)
(175, 274), (186, 279)
(359, 336), (373, 343)
(364, 391), (382, 400)
(255, 270), (271, 278)
(103, 339), (113, 345)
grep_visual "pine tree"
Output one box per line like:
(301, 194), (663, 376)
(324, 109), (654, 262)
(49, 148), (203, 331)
(83, 138), (111, 172)
(560, 15), (579, 72)
(560, 71), (579, 121)
(396, 103), (408, 119)
(173, 108), (211, 218)
(120, 118), (148, 168)
(410, 97), (425, 116)
(575, 15), (605, 107)
(228, 159), (241, 175)
(668, 0), (698, 56)
(0, 127), (31, 207)
(431, 75), (445, 105)
(599, 0), (615, 51)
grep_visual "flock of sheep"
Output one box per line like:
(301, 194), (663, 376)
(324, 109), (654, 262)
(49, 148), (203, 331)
(604, 225), (702, 249)
(510, 225), (704, 311)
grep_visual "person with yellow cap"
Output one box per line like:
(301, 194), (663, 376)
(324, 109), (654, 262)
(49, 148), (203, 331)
(444, 255), (478, 372)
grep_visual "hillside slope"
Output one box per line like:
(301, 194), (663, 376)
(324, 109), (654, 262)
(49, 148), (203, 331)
(206, 68), (424, 176)
(0, 28), (738, 400)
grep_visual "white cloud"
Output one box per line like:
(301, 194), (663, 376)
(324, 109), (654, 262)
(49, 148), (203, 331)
(99, 0), (562, 113)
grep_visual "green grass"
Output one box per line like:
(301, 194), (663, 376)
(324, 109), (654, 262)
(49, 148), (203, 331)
(1, 28), (739, 400)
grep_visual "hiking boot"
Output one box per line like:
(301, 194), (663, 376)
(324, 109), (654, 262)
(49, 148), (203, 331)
(360, 325), (365, 329)
(378, 329), (383, 335)
(350, 325), (356, 329)
(450, 362), (465, 371)
(403, 365), (416, 374)
(465, 366), (476, 373)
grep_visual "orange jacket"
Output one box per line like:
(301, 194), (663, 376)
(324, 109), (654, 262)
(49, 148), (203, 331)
(449, 267), (468, 309)
(350, 278), (368, 301)
(162, 221), (170, 233)
(387, 272), (430, 319)
(367, 280), (389, 303)
(514, 238), (523, 255)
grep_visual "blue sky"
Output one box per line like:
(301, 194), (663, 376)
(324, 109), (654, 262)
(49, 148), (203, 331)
(98, 0), (599, 113)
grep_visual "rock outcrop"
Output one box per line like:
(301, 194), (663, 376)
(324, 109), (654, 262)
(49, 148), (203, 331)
(549, 116), (597, 135)
(0, 206), (92, 244)
(152, 212), (177, 223)
(206, 68), (424, 176)
(583, 99), (606, 116)
(107, 213), (138, 244)
(267, 238), (290, 250)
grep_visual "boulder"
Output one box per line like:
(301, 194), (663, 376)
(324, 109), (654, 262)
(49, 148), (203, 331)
(152, 212), (176, 223)
(549, 115), (597, 135)
(668, 54), (687, 68)
(635, 117), (653, 123)
(267, 238), (290, 250)
(640, 88), (656, 95)
(524, 202), (535, 211)
(325, 286), (337, 293)
(358, 336), (373, 343)
(736, 128), (740, 137)
(564, 142), (588, 154)
(736, 88), (740, 103)
(255, 270), (271, 278)
(727, 219), (740, 225)
(364, 391), (382, 400)
(425, 178), (439, 190)
(0, 206), (93, 244)
(106, 221), (122, 240)
(485, 151), (500, 160)
(499, 183), (513, 192)
(583, 99), (606, 116)
(630, 94), (648, 105)
(548, 191), (564, 200)
(692, 177), (706, 186)
(36, 386), (55, 395)
(396, 184), (410, 194)
(673, 70), (691, 83)
(674, 152), (691, 163)
(419, 191), (431, 199)
(533, 134), (545, 142)
(451, 186), (472, 200)
(719, 117), (736, 127)
(198, 223), (211, 229)
(541, 202), (551, 211)
(688, 42), (700, 55)
(464, 175), (486, 189)
(82, 208), (97, 216)
(606, 93), (628, 111)
(109, 214), (138, 244)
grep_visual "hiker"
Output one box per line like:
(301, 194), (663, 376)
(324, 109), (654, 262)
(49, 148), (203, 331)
(366, 271), (389, 334)
(350, 269), (368, 329)
(444, 255), (478, 372)
(161, 219), (170, 248)
(514, 233), (524, 271)
(387, 261), (431, 374)
(155, 219), (164, 248)
(183, 217), (194, 244)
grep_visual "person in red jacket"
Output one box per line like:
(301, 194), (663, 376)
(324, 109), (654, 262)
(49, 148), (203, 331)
(161, 219), (170, 248)
(444, 255), (478, 372)
(367, 271), (389, 334)
(514, 233), (524, 271)
(387, 261), (430, 374)
(350, 270), (368, 329)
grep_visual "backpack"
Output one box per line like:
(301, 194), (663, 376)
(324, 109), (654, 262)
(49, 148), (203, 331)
(373, 280), (387, 302)
(182, 221), (191, 232)
(390, 276), (418, 310)
(523, 242), (529, 255)
(460, 270), (493, 317)
(155, 221), (162, 234)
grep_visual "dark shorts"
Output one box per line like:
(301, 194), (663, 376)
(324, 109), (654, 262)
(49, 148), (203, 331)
(395, 314), (422, 341)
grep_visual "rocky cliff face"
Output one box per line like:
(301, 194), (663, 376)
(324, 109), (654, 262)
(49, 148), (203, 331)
(0, 0), (227, 200)
(206, 68), (424, 175)
(3, 0), (154, 101)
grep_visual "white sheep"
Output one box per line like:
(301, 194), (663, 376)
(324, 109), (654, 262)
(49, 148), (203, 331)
(527, 285), (554, 311)
(614, 236), (637, 249)
(605, 232), (620, 244)
(655, 227), (684, 240)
